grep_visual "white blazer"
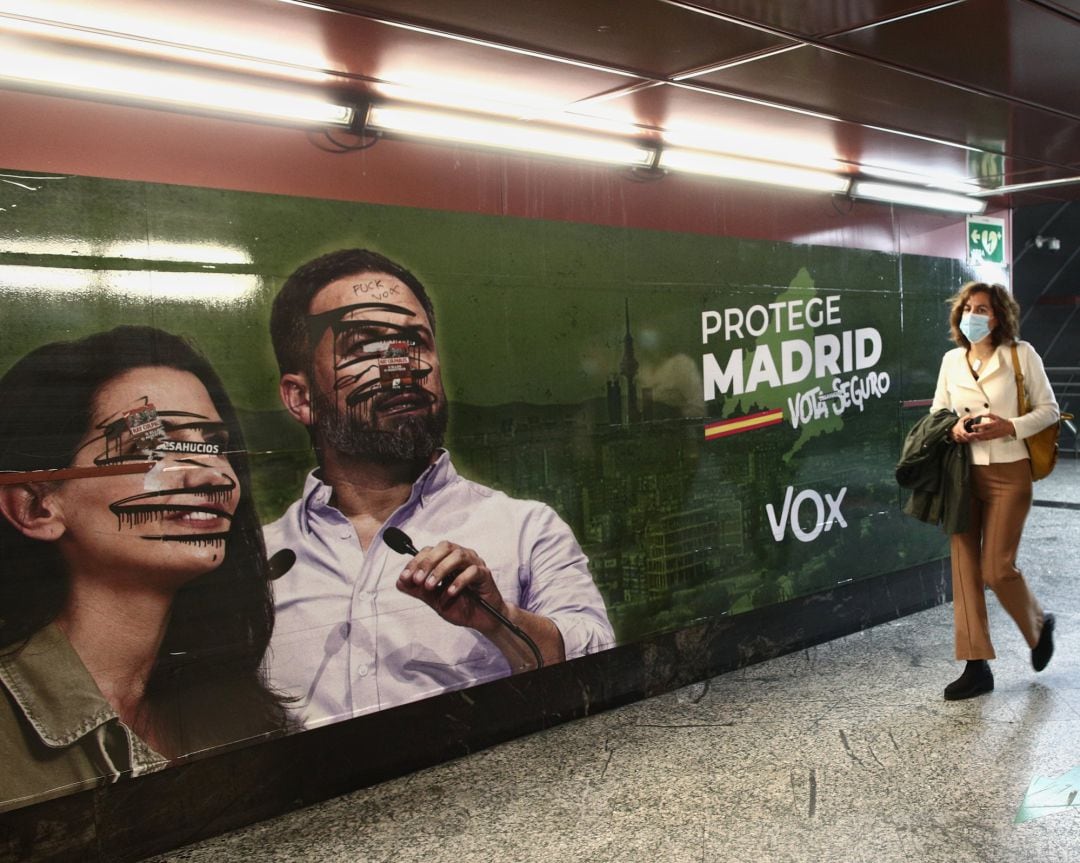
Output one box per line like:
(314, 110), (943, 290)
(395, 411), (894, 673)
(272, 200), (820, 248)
(931, 340), (1060, 466)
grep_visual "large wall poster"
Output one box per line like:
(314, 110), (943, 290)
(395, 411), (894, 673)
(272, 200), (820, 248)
(0, 170), (954, 811)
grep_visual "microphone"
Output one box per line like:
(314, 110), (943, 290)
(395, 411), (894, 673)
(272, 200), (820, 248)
(384, 527), (455, 594)
(268, 548), (297, 580)
(381, 526), (543, 670)
(383, 526), (418, 556)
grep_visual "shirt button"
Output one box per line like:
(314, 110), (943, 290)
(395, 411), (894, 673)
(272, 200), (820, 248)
(983, 403), (989, 408)
(357, 666), (369, 678)
(964, 407), (971, 412)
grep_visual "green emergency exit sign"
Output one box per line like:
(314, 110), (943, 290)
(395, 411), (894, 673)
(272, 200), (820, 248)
(968, 216), (1005, 265)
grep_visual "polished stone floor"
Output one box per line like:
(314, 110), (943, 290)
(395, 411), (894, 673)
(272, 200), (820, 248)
(150, 458), (1080, 863)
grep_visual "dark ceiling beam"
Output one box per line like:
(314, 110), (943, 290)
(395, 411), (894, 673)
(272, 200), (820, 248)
(660, 0), (1080, 127)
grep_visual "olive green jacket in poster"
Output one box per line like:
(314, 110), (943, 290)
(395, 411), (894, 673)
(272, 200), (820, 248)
(0, 624), (167, 813)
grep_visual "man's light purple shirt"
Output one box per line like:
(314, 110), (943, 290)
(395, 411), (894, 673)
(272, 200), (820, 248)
(265, 451), (615, 729)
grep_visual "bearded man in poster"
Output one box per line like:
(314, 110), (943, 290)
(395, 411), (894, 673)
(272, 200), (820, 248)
(264, 248), (614, 729)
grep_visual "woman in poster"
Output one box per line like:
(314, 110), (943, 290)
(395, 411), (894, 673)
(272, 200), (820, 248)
(0, 326), (290, 811)
(931, 281), (1060, 701)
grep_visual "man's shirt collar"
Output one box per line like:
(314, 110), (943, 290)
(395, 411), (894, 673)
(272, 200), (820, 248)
(298, 449), (455, 534)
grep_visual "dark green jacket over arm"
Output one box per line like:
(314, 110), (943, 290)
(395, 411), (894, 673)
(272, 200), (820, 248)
(895, 409), (970, 535)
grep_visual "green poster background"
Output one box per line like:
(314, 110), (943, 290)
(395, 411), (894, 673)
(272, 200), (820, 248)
(0, 170), (964, 644)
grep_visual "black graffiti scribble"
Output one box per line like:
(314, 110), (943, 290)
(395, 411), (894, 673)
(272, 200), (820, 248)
(305, 302), (416, 349)
(344, 379), (436, 411)
(306, 305), (436, 417)
(112, 504), (236, 529)
(337, 338), (434, 408)
(110, 478), (236, 531)
(138, 533), (231, 546)
(78, 399), (229, 467)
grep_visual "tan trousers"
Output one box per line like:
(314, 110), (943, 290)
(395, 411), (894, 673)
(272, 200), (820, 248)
(951, 459), (1044, 660)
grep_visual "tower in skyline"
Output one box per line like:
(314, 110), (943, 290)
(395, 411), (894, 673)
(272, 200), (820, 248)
(619, 298), (639, 425)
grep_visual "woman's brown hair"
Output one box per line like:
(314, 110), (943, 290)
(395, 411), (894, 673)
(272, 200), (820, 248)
(947, 281), (1021, 348)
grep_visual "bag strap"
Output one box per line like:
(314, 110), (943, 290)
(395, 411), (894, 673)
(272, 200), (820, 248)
(1010, 344), (1030, 414)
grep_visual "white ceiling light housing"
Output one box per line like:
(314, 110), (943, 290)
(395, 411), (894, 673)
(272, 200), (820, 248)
(659, 148), (850, 194)
(850, 180), (987, 214)
(367, 104), (655, 167)
(662, 125), (841, 173)
(0, 34), (354, 127)
(0, 10), (331, 83)
(857, 164), (982, 195)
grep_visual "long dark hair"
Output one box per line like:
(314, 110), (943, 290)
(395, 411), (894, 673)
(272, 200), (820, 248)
(0, 326), (289, 754)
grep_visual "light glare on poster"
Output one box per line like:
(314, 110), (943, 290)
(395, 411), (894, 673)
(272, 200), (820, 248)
(0, 266), (260, 303)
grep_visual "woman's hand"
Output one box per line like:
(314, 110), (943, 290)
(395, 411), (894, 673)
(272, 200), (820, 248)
(968, 412), (1016, 441)
(950, 416), (975, 443)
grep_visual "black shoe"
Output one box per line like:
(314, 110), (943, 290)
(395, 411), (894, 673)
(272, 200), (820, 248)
(944, 660), (994, 701)
(1032, 614), (1055, 672)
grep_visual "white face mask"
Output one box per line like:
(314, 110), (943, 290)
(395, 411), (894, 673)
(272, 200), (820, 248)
(959, 312), (992, 344)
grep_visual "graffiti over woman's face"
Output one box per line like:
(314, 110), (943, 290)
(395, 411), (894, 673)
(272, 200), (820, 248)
(51, 366), (240, 591)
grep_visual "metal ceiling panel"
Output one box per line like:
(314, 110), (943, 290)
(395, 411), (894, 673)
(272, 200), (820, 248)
(581, 81), (972, 176)
(583, 80), (1080, 195)
(328, 0), (794, 77)
(0, 0), (642, 116)
(664, 0), (958, 37)
(1042, 0), (1080, 14)
(314, 14), (641, 111)
(4, 0), (1080, 205)
(825, 0), (1080, 117)
(685, 44), (1080, 170)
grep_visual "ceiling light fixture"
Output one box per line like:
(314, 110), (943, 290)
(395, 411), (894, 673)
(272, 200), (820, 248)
(367, 104), (655, 167)
(0, 34), (354, 127)
(970, 174), (1080, 196)
(857, 164), (981, 195)
(0, 11), (331, 84)
(658, 148), (850, 193)
(849, 180), (986, 214)
(662, 126), (840, 173)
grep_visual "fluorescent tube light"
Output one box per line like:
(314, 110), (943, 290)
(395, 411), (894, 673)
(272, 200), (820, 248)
(662, 126), (841, 173)
(850, 180), (986, 214)
(969, 174), (1080, 196)
(0, 10), (330, 83)
(0, 35), (353, 127)
(373, 80), (644, 138)
(858, 165), (981, 195)
(658, 148), (850, 193)
(367, 104), (654, 167)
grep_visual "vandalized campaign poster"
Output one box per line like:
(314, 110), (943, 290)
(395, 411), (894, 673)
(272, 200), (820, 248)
(0, 170), (954, 811)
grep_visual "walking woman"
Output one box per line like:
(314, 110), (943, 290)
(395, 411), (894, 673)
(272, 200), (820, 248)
(0, 326), (290, 811)
(931, 282), (1060, 700)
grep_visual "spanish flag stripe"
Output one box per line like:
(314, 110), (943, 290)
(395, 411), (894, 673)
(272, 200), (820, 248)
(703, 409), (784, 439)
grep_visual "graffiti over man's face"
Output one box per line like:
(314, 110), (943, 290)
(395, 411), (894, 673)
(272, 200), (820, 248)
(55, 366), (240, 588)
(305, 273), (447, 462)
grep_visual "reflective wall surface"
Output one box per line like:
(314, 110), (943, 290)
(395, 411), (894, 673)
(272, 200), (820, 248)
(0, 168), (975, 822)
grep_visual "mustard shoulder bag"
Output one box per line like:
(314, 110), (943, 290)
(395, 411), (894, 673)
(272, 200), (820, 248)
(1010, 344), (1073, 481)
